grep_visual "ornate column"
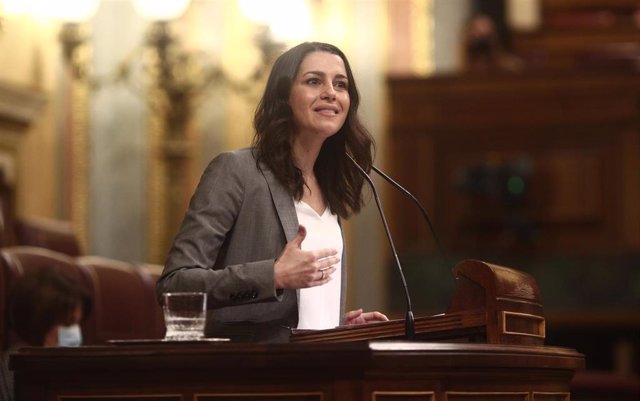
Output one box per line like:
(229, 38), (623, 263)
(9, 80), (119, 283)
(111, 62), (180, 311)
(59, 22), (91, 252)
(145, 22), (194, 263)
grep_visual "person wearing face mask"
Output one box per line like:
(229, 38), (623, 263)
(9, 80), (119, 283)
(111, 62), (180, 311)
(156, 42), (388, 343)
(1, 269), (91, 401)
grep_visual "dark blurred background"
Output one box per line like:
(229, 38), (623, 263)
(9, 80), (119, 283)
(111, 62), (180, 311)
(385, 0), (640, 394)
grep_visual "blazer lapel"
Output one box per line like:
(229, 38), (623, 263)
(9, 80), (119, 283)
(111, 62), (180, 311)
(258, 161), (298, 243)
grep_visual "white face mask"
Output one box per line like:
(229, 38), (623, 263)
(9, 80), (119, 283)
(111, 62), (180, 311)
(57, 324), (83, 347)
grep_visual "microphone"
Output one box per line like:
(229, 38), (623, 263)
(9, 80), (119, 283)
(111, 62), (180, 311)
(346, 154), (415, 340)
(370, 165), (444, 258)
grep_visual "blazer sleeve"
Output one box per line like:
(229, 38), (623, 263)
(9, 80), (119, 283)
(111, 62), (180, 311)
(156, 151), (283, 308)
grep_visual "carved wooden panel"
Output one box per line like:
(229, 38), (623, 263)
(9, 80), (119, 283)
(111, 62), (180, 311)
(387, 71), (640, 255)
(532, 393), (569, 401)
(372, 391), (435, 401)
(11, 342), (584, 401)
(444, 392), (528, 401)
(197, 393), (324, 401)
(58, 396), (181, 401)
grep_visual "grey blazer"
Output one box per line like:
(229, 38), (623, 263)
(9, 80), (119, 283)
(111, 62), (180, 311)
(156, 148), (347, 342)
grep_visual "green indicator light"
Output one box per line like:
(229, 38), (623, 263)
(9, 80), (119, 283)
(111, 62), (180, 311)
(507, 176), (525, 195)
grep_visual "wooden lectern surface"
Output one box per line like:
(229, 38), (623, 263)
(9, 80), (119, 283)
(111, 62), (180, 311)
(11, 341), (584, 401)
(291, 260), (546, 346)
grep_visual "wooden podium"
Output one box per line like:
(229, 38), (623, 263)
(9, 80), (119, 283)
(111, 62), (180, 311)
(12, 341), (583, 401)
(291, 260), (546, 345)
(10, 261), (585, 401)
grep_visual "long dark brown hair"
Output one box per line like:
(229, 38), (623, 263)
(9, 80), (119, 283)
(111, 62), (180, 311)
(8, 269), (91, 346)
(253, 42), (375, 219)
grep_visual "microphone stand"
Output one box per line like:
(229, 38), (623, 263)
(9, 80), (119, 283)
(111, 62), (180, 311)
(347, 154), (415, 340)
(371, 165), (444, 258)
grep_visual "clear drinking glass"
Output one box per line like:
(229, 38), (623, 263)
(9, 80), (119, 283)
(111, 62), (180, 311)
(162, 292), (207, 341)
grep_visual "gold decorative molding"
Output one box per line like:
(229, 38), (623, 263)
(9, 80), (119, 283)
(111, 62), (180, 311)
(373, 390), (435, 401)
(501, 310), (546, 339)
(410, 0), (434, 76)
(445, 392), (529, 401)
(146, 48), (170, 264)
(532, 393), (570, 401)
(61, 34), (92, 254)
(58, 395), (181, 400)
(68, 71), (90, 253)
(196, 392), (324, 401)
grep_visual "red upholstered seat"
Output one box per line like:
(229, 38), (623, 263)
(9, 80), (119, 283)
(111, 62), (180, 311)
(0, 246), (165, 349)
(78, 256), (165, 343)
(14, 217), (82, 257)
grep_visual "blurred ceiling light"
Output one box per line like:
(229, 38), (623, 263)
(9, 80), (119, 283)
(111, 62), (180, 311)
(1, 0), (96, 20)
(0, 0), (34, 17)
(1, 0), (189, 22)
(49, 0), (100, 22)
(238, 0), (272, 25)
(1, 0), (100, 22)
(239, 0), (312, 41)
(0, 0), (22, 16)
(507, 0), (541, 32)
(134, 0), (191, 21)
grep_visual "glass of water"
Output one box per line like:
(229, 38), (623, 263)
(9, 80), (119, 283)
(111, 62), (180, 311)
(162, 292), (207, 341)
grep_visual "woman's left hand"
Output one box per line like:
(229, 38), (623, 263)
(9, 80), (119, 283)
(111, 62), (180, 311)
(343, 309), (389, 325)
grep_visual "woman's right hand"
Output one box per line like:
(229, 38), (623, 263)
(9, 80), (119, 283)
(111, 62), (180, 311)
(273, 225), (339, 289)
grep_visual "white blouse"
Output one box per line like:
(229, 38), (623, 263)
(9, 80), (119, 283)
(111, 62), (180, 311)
(294, 200), (343, 330)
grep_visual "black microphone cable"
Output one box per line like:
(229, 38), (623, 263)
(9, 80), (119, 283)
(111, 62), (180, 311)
(346, 154), (415, 340)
